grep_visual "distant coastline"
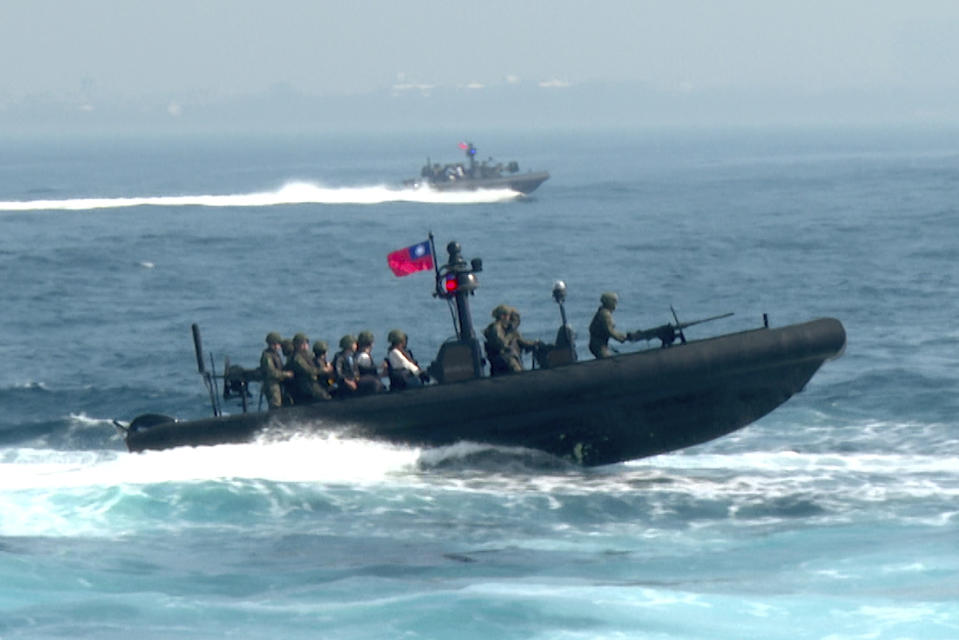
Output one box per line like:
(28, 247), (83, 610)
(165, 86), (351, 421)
(4, 81), (959, 136)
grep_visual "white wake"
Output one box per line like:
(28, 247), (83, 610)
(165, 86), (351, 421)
(0, 181), (521, 211)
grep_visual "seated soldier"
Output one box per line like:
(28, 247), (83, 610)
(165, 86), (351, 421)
(331, 334), (359, 396)
(354, 330), (385, 394)
(281, 338), (295, 366)
(384, 329), (428, 391)
(280, 337), (296, 403)
(312, 340), (335, 392)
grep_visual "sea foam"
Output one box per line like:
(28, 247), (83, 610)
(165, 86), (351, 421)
(0, 181), (520, 211)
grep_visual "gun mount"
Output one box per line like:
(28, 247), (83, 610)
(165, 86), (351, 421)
(629, 308), (734, 347)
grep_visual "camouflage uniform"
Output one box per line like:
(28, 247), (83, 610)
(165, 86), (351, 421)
(290, 334), (331, 402)
(260, 332), (288, 409)
(484, 304), (521, 375)
(588, 292), (627, 359)
(312, 341), (334, 391)
(506, 310), (541, 366)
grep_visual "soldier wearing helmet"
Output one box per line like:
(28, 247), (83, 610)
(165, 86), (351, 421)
(506, 308), (543, 367)
(385, 329), (428, 390)
(312, 340), (334, 391)
(280, 338), (295, 368)
(354, 330), (385, 394)
(260, 332), (293, 409)
(288, 333), (331, 403)
(484, 304), (522, 375)
(588, 292), (628, 358)
(387, 328), (406, 346)
(331, 334), (359, 396)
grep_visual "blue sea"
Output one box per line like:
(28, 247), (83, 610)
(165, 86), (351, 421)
(1, 127), (957, 639)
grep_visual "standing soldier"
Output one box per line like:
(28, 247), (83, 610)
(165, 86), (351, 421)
(588, 292), (628, 358)
(484, 304), (521, 374)
(506, 308), (543, 369)
(260, 332), (293, 410)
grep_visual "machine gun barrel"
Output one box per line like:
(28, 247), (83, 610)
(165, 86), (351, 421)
(629, 311), (734, 347)
(675, 311), (734, 331)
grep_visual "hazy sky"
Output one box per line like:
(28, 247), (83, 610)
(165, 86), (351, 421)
(3, 0), (958, 100)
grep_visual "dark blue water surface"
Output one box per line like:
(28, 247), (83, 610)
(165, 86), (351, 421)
(0, 128), (957, 639)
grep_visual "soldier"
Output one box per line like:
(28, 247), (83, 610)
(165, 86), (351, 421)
(281, 338), (295, 367)
(289, 333), (331, 403)
(279, 337), (296, 402)
(355, 330), (385, 394)
(385, 329), (428, 390)
(331, 334), (359, 396)
(588, 292), (628, 359)
(312, 340), (334, 392)
(484, 304), (521, 375)
(506, 308), (543, 368)
(260, 332), (293, 410)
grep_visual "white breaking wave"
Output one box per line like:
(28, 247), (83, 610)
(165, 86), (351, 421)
(0, 434), (421, 492)
(0, 435), (425, 537)
(67, 412), (115, 428)
(0, 181), (521, 211)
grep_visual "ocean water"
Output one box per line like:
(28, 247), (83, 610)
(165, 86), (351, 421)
(0, 127), (957, 639)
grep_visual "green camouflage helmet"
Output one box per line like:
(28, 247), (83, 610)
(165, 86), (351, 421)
(387, 329), (407, 345)
(357, 330), (375, 347)
(292, 332), (309, 347)
(339, 334), (356, 350)
(492, 303), (511, 319)
(312, 340), (328, 354)
(265, 331), (283, 345)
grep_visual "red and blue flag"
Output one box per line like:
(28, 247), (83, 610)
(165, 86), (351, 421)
(387, 240), (433, 277)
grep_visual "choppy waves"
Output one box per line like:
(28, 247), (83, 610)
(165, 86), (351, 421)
(0, 181), (521, 211)
(2, 428), (957, 540)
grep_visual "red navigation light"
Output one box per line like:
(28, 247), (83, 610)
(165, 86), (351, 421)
(444, 275), (458, 293)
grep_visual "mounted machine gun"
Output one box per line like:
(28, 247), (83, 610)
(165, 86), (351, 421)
(628, 307), (734, 347)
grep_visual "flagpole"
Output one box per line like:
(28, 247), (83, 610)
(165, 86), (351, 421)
(428, 231), (440, 282)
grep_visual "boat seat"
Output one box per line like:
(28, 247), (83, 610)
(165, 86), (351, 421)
(539, 324), (577, 368)
(544, 346), (575, 368)
(430, 340), (477, 383)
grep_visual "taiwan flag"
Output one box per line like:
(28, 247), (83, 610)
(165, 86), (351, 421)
(387, 240), (433, 277)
